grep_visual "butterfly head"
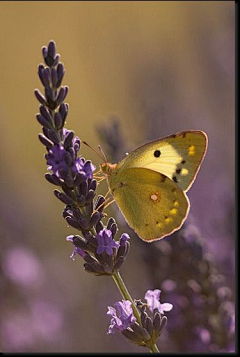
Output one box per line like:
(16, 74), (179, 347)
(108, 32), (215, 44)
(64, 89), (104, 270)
(100, 162), (117, 176)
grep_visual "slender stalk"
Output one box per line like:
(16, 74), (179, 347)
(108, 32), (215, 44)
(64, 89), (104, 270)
(112, 271), (160, 353)
(150, 344), (160, 353)
(112, 271), (141, 324)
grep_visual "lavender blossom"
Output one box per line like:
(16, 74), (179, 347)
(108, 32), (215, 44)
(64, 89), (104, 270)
(107, 300), (136, 334)
(107, 291), (171, 348)
(145, 289), (173, 314)
(35, 40), (130, 277)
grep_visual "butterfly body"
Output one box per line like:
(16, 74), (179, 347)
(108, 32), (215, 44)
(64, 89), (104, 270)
(101, 130), (208, 242)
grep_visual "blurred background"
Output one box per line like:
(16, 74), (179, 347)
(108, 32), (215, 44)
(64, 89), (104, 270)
(0, 1), (235, 353)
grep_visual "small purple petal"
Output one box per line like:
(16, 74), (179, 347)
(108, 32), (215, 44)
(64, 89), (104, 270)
(107, 300), (136, 334)
(96, 229), (119, 255)
(145, 289), (173, 314)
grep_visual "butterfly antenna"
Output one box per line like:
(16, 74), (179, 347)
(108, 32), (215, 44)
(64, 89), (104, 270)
(82, 141), (106, 162)
(98, 145), (108, 163)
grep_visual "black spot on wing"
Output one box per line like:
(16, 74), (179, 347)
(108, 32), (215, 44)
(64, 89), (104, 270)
(154, 150), (161, 157)
(181, 160), (186, 164)
(172, 175), (178, 183)
(176, 168), (181, 174)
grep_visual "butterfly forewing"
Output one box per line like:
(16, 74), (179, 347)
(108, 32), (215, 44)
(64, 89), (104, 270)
(117, 131), (207, 192)
(110, 167), (190, 242)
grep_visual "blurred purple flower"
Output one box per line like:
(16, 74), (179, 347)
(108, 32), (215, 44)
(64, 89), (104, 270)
(107, 300), (136, 334)
(96, 229), (120, 255)
(145, 289), (173, 314)
(3, 247), (43, 288)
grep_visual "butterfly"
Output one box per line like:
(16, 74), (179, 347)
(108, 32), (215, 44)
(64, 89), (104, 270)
(100, 130), (208, 242)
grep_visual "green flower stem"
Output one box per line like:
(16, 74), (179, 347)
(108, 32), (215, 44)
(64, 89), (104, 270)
(112, 271), (141, 325)
(150, 344), (160, 353)
(112, 271), (160, 353)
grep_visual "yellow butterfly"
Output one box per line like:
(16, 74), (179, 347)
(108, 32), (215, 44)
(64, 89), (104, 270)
(100, 130), (208, 243)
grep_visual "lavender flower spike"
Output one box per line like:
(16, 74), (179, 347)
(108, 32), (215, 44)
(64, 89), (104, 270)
(145, 289), (173, 314)
(107, 300), (136, 334)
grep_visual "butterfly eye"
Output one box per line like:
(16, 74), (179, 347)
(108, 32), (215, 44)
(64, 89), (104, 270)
(154, 150), (161, 157)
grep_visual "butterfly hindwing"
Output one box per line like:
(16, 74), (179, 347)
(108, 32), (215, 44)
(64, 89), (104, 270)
(117, 130), (207, 192)
(110, 167), (190, 242)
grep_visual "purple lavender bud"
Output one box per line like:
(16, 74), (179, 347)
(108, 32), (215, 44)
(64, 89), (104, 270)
(48, 40), (56, 59)
(62, 186), (75, 200)
(145, 316), (153, 335)
(131, 323), (150, 341)
(124, 241), (130, 258)
(116, 245), (126, 261)
(89, 211), (101, 227)
(77, 195), (86, 206)
(51, 67), (58, 88)
(74, 172), (85, 186)
(120, 233), (130, 246)
(52, 54), (60, 67)
(58, 168), (69, 180)
(107, 217), (116, 230)
(96, 220), (104, 233)
(40, 105), (53, 123)
(42, 46), (48, 59)
(153, 312), (161, 334)
(64, 152), (73, 167)
(86, 189), (95, 203)
(36, 114), (52, 129)
(91, 262), (106, 274)
(45, 173), (56, 185)
(64, 173), (74, 188)
(158, 316), (167, 335)
(83, 160), (95, 179)
(48, 129), (61, 144)
(38, 64), (45, 86)
(87, 235), (98, 248)
(73, 137), (81, 153)
(50, 173), (63, 186)
(34, 89), (46, 105)
(42, 67), (51, 88)
(83, 263), (96, 273)
(141, 311), (148, 328)
(72, 236), (88, 250)
(45, 86), (57, 102)
(66, 216), (82, 230)
(42, 126), (49, 138)
(103, 264), (113, 274)
(95, 195), (106, 213)
(45, 173), (62, 186)
(78, 181), (87, 197)
(54, 190), (74, 205)
(57, 86), (68, 106)
(113, 256), (124, 271)
(56, 63), (65, 87)
(89, 179), (97, 192)
(110, 223), (117, 238)
(121, 329), (140, 343)
(53, 112), (63, 129)
(78, 217), (89, 231)
(38, 134), (53, 149)
(59, 103), (69, 121)
(63, 130), (74, 149)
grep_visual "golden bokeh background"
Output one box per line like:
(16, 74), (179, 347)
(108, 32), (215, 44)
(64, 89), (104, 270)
(0, 1), (235, 353)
